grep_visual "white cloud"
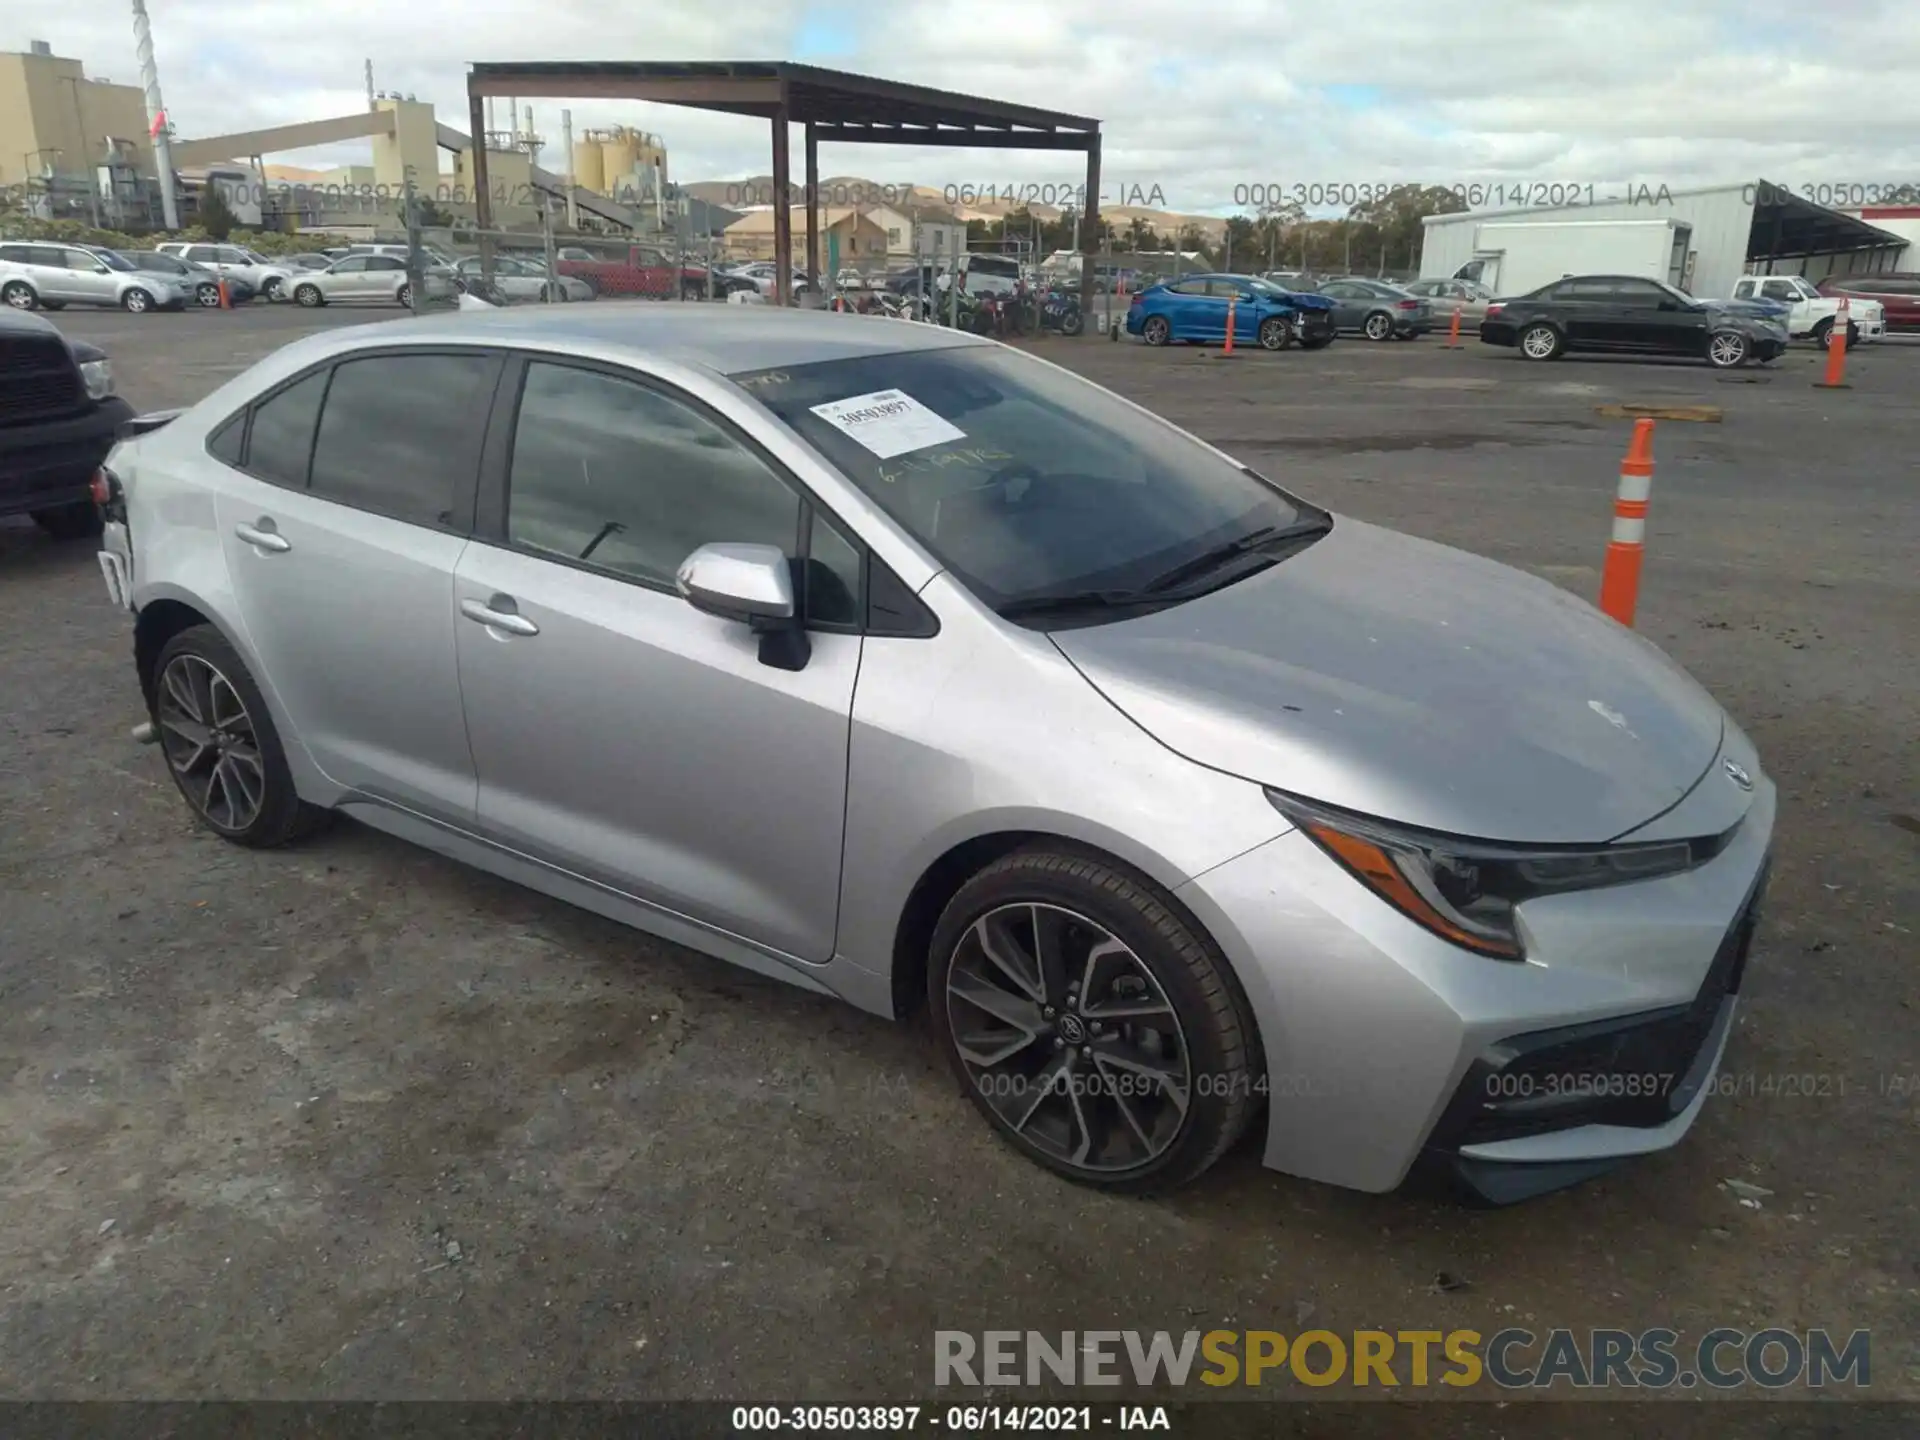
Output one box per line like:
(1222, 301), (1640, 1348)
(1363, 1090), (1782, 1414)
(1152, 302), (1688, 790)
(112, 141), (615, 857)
(16, 0), (1920, 210)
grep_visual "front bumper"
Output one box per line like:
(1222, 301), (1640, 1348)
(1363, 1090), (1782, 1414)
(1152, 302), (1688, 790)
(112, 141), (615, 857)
(1291, 310), (1336, 343)
(1175, 747), (1776, 1200)
(0, 395), (135, 516)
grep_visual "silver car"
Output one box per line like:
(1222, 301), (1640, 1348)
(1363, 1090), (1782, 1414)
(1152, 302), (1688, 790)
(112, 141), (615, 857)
(452, 255), (593, 303)
(156, 243), (297, 302)
(286, 254), (445, 308)
(0, 242), (189, 313)
(1404, 277), (1498, 328)
(94, 308), (1774, 1203)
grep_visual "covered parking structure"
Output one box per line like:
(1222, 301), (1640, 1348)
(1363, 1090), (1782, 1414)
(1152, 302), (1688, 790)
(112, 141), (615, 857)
(1419, 181), (1911, 297)
(465, 61), (1103, 318)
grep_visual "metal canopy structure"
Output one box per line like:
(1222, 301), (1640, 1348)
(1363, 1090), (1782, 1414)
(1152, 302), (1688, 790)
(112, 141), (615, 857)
(466, 61), (1103, 314)
(1749, 183), (1908, 268)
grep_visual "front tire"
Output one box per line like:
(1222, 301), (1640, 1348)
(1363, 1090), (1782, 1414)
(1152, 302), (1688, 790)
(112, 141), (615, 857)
(196, 283), (221, 307)
(396, 283), (412, 309)
(152, 625), (327, 848)
(122, 287), (154, 313)
(294, 283), (324, 308)
(1519, 322), (1563, 360)
(30, 501), (102, 541)
(929, 848), (1262, 1194)
(1258, 316), (1292, 351)
(1707, 330), (1750, 368)
(1142, 315), (1171, 347)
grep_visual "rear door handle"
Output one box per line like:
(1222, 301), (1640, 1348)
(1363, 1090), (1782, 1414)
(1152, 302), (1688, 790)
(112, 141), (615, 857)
(234, 520), (290, 553)
(460, 595), (539, 636)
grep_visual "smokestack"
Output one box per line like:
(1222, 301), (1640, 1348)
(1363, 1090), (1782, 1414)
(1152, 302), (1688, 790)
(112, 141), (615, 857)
(562, 108), (577, 228)
(509, 97), (518, 149)
(365, 58), (375, 111)
(130, 0), (179, 229)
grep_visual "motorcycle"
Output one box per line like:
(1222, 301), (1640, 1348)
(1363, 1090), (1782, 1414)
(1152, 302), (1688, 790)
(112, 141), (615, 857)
(1037, 288), (1083, 337)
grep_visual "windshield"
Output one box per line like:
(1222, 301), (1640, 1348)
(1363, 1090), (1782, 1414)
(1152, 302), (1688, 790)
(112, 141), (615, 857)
(734, 345), (1313, 614)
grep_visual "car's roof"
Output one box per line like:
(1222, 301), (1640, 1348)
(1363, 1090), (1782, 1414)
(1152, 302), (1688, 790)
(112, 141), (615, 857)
(355, 303), (991, 375)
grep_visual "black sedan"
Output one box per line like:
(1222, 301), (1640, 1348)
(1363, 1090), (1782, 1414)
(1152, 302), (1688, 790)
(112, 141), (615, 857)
(1480, 275), (1787, 367)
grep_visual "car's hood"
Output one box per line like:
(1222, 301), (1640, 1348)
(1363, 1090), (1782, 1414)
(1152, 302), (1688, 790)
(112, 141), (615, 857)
(1051, 519), (1729, 843)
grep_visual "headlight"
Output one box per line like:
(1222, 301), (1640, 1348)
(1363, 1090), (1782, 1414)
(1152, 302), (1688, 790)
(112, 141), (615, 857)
(80, 358), (113, 399)
(1267, 791), (1716, 961)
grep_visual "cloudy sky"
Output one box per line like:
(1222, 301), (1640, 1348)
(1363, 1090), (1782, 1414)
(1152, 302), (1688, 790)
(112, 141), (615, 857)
(22, 0), (1920, 215)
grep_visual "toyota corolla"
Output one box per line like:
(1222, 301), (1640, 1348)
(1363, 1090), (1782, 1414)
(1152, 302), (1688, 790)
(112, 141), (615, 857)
(94, 308), (1772, 1203)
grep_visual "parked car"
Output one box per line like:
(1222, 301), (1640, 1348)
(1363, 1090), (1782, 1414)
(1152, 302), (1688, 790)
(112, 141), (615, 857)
(119, 250), (256, 307)
(1301, 277), (1434, 340)
(1481, 275), (1787, 367)
(0, 242), (189, 313)
(0, 302), (132, 538)
(155, 243), (297, 303)
(1817, 272), (1920, 335)
(1402, 278), (1497, 328)
(734, 261), (812, 301)
(554, 244), (711, 300)
(1125, 273), (1337, 350)
(283, 253), (335, 272)
(94, 306), (1776, 1204)
(285, 253), (443, 308)
(452, 256), (593, 303)
(1730, 273), (1881, 348)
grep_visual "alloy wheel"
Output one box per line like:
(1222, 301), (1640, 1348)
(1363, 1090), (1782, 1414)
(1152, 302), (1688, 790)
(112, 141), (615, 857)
(1364, 312), (1393, 340)
(124, 289), (150, 313)
(1521, 325), (1559, 359)
(945, 902), (1192, 1174)
(1708, 333), (1748, 367)
(3, 284), (33, 309)
(197, 285), (221, 307)
(156, 654), (267, 834)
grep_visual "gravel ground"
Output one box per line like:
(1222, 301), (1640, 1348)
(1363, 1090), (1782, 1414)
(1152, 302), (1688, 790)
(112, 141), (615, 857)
(1, 302), (1914, 1434)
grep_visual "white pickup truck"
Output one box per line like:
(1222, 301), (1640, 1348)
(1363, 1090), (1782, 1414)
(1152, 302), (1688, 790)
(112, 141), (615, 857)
(1731, 273), (1883, 348)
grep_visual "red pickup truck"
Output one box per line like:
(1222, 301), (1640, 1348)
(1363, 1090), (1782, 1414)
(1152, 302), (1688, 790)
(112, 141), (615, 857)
(554, 245), (711, 300)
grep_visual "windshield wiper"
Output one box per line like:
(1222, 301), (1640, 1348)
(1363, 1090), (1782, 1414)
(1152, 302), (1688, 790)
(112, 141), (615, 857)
(1139, 515), (1332, 594)
(996, 589), (1174, 620)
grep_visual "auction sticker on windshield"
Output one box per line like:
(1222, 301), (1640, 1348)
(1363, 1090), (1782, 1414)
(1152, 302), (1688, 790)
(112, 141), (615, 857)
(809, 389), (966, 460)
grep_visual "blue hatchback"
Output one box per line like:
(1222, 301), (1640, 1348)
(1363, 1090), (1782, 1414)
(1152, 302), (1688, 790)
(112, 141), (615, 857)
(1125, 273), (1337, 350)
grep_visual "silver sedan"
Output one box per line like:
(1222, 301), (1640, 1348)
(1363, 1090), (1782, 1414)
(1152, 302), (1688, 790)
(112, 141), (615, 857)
(95, 308), (1773, 1203)
(1405, 277), (1498, 327)
(453, 256), (594, 303)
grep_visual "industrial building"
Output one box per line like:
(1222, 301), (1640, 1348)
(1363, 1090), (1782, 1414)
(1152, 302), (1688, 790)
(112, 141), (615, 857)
(1420, 182), (1913, 298)
(723, 202), (966, 264)
(0, 40), (158, 224)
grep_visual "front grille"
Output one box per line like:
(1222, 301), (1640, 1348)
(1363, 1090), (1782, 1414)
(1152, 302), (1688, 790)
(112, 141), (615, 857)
(1428, 859), (1769, 1150)
(0, 334), (84, 426)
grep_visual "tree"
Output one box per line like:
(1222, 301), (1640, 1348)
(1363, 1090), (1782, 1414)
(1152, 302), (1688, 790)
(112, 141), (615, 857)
(1344, 184), (1467, 275)
(199, 182), (236, 241)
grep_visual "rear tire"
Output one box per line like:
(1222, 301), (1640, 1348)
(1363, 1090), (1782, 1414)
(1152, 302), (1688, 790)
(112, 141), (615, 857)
(1519, 322), (1563, 360)
(396, 283), (412, 309)
(928, 847), (1263, 1194)
(2, 280), (36, 309)
(1362, 311), (1394, 341)
(30, 501), (102, 541)
(1142, 315), (1171, 347)
(151, 625), (329, 848)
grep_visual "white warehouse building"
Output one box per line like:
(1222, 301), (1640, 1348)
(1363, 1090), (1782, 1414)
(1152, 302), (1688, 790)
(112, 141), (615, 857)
(1419, 181), (1911, 299)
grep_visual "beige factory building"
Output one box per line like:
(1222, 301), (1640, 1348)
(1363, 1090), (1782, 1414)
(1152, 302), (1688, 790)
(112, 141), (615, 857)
(0, 40), (152, 188)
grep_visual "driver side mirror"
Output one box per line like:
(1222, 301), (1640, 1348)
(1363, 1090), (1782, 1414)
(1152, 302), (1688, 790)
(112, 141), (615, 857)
(675, 542), (810, 671)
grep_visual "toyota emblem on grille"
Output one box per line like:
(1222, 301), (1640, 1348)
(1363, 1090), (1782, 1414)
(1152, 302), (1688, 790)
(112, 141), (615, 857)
(1723, 758), (1754, 791)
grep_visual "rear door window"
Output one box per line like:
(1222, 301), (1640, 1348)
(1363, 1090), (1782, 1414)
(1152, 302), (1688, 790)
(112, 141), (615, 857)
(307, 352), (496, 529)
(241, 372), (329, 489)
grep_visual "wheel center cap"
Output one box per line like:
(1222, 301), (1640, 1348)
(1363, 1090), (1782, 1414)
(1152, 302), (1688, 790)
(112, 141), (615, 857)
(1057, 1014), (1087, 1045)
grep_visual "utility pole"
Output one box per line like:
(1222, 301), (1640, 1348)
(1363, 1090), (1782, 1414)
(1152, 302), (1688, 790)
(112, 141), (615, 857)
(562, 109), (578, 229)
(130, 0), (179, 229)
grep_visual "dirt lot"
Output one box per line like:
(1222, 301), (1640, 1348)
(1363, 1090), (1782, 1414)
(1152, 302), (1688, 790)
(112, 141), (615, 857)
(1, 303), (1914, 1431)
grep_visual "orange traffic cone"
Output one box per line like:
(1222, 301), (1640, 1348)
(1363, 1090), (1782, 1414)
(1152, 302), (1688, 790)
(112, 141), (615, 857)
(1598, 419), (1655, 626)
(1815, 296), (1851, 389)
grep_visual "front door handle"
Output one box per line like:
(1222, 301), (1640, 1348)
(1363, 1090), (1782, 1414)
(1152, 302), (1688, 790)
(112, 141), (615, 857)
(460, 595), (539, 636)
(234, 520), (290, 553)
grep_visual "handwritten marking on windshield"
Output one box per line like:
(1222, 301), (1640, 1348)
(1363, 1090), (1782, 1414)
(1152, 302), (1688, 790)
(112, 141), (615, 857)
(878, 447), (1013, 484)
